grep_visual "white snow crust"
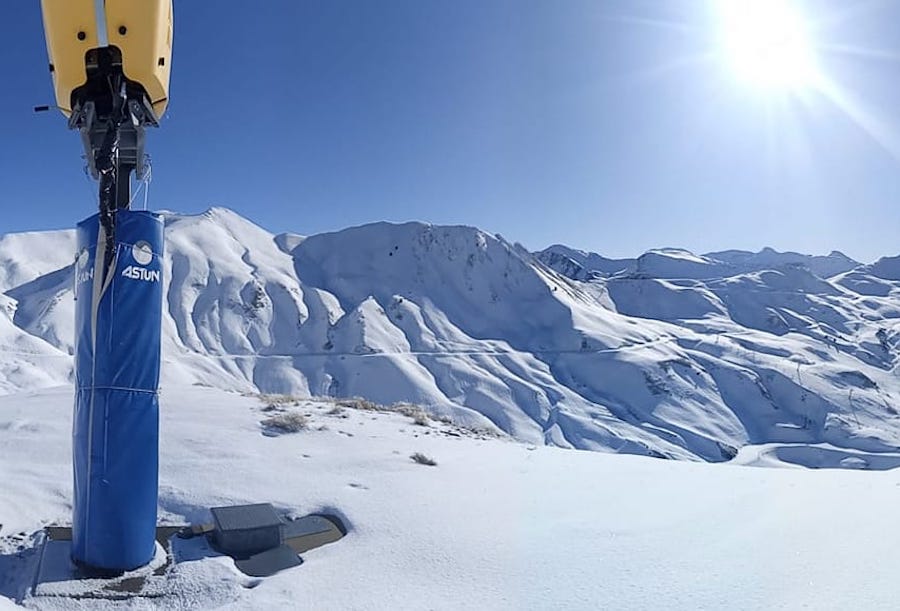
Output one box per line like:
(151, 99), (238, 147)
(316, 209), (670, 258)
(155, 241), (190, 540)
(3, 387), (900, 610)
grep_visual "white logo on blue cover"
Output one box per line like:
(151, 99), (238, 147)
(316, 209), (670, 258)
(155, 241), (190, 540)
(76, 248), (93, 284)
(122, 266), (160, 282)
(132, 241), (153, 266)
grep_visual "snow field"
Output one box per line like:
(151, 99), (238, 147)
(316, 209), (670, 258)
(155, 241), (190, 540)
(3, 387), (900, 609)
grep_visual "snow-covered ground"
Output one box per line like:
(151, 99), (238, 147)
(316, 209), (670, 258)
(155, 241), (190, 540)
(3, 386), (900, 610)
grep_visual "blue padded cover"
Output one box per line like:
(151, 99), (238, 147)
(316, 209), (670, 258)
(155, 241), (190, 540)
(72, 210), (164, 571)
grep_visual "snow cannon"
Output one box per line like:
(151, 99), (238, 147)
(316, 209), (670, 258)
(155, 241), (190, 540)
(40, 0), (172, 244)
(39, 0), (172, 573)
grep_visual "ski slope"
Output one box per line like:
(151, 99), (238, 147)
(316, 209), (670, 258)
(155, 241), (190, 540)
(3, 386), (900, 610)
(0, 208), (898, 464)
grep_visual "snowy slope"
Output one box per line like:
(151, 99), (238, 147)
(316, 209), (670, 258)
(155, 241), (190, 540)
(866, 254), (900, 281)
(4, 387), (900, 610)
(707, 247), (859, 279)
(0, 209), (898, 463)
(540, 244), (861, 280)
(537, 244), (634, 279)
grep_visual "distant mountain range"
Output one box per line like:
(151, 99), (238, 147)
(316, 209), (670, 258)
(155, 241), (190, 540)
(2, 207), (900, 463)
(537, 244), (861, 280)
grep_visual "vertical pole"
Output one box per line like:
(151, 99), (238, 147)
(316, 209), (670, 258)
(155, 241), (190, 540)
(93, 0), (110, 48)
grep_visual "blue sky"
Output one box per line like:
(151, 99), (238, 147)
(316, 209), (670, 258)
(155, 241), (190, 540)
(3, 0), (900, 261)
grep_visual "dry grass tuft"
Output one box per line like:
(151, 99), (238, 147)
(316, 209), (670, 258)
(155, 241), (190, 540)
(395, 403), (431, 426)
(260, 394), (301, 406)
(261, 411), (309, 433)
(410, 452), (437, 466)
(334, 397), (379, 411)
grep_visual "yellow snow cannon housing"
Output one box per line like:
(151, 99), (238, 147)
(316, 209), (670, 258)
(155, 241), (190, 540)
(39, 0), (174, 199)
(40, 0), (173, 120)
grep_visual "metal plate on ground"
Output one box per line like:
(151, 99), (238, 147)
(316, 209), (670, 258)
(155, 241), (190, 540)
(234, 544), (303, 577)
(28, 514), (348, 592)
(30, 527), (182, 600)
(283, 514), (346, 554)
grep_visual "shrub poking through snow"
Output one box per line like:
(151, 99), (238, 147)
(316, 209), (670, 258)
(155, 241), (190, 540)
(334, 397), (379, 411)
(395, 403), (430, 426)
(255, 393), (496, 439)
(410, 452), (437, 466)
(261, 411), (309, 433)
(258, 394), (301, 408)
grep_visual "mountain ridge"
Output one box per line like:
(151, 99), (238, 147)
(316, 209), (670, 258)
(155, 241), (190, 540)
(0, 207), (899, 463)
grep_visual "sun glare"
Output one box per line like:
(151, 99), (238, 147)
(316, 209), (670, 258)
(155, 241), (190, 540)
(717, 0), (819, 91)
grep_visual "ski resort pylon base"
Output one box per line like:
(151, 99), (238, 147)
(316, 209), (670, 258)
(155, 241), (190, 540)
(72, 210), (164, 572)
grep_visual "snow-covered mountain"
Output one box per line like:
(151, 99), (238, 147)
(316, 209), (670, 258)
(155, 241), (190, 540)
(537, 244), (634, 280)
(538, 244), (861, 280)
(3, 208), (900, 464)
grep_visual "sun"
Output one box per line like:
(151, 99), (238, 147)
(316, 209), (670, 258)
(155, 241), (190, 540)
(717, 0), (820, 91)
